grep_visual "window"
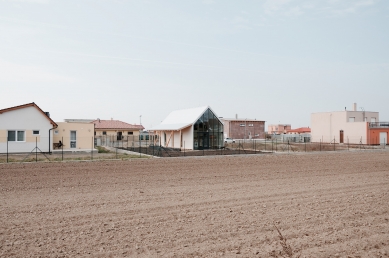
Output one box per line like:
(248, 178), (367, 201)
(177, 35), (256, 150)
(54, 130), (59, 134)
(102, 131), (107, 135)
(240, 124), (245, 127)
(349, 117), (355, 122)
(371, 117), (376, 123)
(248, 124), (254, 127)
(8, 130), (25, 141)
(33, 130), (40, 135)
(128, 131), (133, 135)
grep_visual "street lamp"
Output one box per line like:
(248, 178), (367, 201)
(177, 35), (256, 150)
(140, 115), (142, 125)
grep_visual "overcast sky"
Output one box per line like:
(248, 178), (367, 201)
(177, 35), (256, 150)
(1, 0), (388, 129)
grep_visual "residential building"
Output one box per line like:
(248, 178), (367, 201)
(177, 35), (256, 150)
(311, 103), (388, 144)
(53, 121), (94, 150)
(286, 127), (311, 134)
(151, 106), (224, 150)
(221, 117), (265, 140)
(92, 119), (144, 140)
(268, 124), (291, 134)
(0, 102), (57, 153)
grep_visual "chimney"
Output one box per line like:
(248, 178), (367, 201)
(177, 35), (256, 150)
(353, 103), (357, 111)
(45, 112), (50, 117)
(235, 114), (238, 119)
(111, 118), (113, 120)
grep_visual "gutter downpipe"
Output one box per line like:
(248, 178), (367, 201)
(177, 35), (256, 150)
(49, 126), (57, 154)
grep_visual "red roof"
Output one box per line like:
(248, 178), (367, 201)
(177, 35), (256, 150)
(92, 119), (144, 130)
(0, 102), (58, 127)
(286, 127), (311, 133)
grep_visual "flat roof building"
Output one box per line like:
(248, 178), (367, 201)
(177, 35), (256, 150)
(220, 118), (265, 140)
(311, 103), (388, 145)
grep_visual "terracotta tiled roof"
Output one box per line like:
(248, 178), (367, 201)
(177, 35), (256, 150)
(286, 127), (311, 133)
(92, 119), (144, 130)
(0, 102), (58, 127)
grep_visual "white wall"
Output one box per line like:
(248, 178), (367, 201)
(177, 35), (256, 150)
(182, 126), (193, 149)
(157, 126), (194, 149)
(311, 111), (368, 144)
(0, 106), (54, 153)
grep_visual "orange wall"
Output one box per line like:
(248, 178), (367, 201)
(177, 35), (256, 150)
(367, 128), (389, 144)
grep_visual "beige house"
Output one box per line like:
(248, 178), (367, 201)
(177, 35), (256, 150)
(268, 124), (291, 134)
(92, 119), (144, 139)
(53, 121), (94, 150)
(311, 103), (380, 144)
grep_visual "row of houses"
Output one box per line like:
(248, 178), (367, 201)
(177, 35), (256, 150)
(0, 103), (144, 153)
(1, 102), (388, 153)
(148, 103), (389, 148)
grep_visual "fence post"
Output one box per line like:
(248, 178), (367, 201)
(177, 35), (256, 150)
(35, 137), (37, 162)
(139, 135), (141, 158)
(305, 140), (306, 152)
(334, 137), (335, 151)
(62, 136), (64, 161)
(7, 137), (8, 163)
(91, 137), (93, 161)
(116, 145), (117, 159)
(265, 138), (266, 151)
(320, 140), (321, 151)
(276, 139), (277, 152)
(271, 139), (273, 153)
(348, 137), (349, 151)
(184, 141), (185, 156)
(288, 140), (289, 153)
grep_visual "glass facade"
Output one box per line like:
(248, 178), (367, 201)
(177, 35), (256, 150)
(193, 108), (223, 150)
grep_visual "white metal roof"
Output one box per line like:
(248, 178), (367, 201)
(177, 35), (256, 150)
(151, 106), (210, 131)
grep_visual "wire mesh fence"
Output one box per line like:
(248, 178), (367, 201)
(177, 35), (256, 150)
(0, 136), (387, 163)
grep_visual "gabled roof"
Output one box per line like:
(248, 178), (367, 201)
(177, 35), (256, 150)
(151, 106), (218, 131)
(91, 119), (144, 130)
(0, 102), (58, 127)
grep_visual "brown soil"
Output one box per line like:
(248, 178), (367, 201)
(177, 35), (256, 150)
(1, 151), (389, 257)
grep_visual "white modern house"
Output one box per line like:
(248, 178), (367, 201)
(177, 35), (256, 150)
(151, 106), (224, 150)
(0, 103), (58, 153)
(311, 103), (380, 144)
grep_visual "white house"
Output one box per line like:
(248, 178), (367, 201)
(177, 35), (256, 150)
(0, 103), (58, 153)
(151, 106), (224, 150)
(311, 103), (379, 144)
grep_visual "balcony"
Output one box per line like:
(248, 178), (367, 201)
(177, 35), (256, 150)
(369, 122), (389, 128)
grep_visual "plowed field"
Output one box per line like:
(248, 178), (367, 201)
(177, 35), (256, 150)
(1, 151), (389, 257)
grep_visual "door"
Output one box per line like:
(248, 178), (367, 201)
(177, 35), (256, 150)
(117, 132), (122, 140)
(70, 131), (77, 148)
(197, 132), (209, 150)
(339, 130), (344, 143)
(203, 132), (209, 149)
(198, 133), (204, 150)
(380, 132), (387, 145)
